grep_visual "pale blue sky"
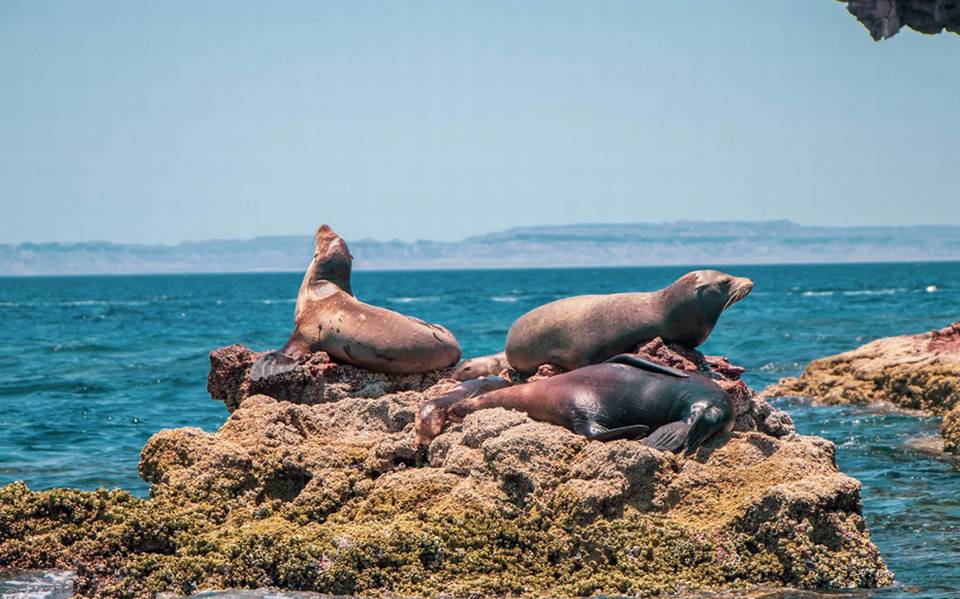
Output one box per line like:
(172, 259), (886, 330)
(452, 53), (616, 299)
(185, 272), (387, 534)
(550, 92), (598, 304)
(2, 1), (958, 244)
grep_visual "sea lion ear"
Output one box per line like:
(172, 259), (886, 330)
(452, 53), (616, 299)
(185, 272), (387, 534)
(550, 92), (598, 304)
(694, 279), (716, 294)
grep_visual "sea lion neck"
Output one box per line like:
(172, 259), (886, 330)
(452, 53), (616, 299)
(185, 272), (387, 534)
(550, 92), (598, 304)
(309, 225), (353, 295)
(657, 277), (720, 347)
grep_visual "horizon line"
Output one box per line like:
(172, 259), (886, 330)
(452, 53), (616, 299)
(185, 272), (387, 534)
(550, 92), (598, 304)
(3, 257), (960, 279)
(5, 219), (960, 248)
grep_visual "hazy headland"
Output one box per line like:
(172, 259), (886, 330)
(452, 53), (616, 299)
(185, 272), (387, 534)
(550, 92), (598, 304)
(3, 220), (960, 276)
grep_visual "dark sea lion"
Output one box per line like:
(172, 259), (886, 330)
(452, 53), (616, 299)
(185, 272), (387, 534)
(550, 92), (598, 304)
(251, 225), (462, 380)
(415, 354), (735, 455)
(452, 352), (511, 381)
(504, 270), (753, 374)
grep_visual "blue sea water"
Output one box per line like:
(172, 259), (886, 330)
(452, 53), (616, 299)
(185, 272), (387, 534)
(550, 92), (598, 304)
(1, 262), (959, 596)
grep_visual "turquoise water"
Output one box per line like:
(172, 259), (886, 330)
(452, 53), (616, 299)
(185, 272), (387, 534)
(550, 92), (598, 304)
(1, 263), (959, 596)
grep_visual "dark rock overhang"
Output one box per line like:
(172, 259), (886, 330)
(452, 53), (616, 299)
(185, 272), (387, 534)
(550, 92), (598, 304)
(841, 0), (960, 40)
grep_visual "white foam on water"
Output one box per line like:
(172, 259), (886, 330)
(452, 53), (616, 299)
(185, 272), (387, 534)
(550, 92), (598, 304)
(63, 299), (152, 307)
(801, 290), (834, 297)
(0, 569), (74, 599)
(842, 288), (902, 296)
(926, 285), (939, 293)
(388, 296), (438, 303)
(490, 296), (519, 303)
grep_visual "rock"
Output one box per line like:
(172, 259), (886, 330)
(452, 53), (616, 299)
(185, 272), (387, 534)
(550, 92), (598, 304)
(210, 338), (796, 439)
(764, 322), (960, 454)
(0, 342), (885, 597)
(4, 396), (886, 594)
(841, 0), (960, 40)
(943, 405), (960, 454)
(208, 344), (452, 412)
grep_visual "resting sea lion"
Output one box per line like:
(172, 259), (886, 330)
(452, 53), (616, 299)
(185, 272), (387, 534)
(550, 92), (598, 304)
(452, 352), (511, 381)
(415, 354), (735, 456)
(251, 225), (462, 380)
(504, 270), (753, 374)
(426, 375), (514, 406)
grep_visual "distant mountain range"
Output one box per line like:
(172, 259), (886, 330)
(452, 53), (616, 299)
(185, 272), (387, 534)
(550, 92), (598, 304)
(3, 221), (960, 275)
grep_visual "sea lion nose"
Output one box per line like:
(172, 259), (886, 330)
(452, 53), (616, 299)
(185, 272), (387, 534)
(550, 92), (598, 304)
(738, 277), (754, 293)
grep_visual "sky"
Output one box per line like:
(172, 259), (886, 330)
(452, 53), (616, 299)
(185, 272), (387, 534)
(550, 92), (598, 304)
(1, 1), (959, 245)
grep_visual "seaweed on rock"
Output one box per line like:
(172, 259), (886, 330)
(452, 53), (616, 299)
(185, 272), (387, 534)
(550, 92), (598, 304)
(1, 341), (891, 597)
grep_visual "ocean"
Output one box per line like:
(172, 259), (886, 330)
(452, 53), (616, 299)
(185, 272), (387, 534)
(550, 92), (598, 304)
(1, 262), (958, 596)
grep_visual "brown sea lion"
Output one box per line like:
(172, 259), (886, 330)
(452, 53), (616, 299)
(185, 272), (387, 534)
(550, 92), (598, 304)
(415, 354), (735, 455)
(251, 225), (462, 380)
(452, 352), (511, 381)
(504, 270), (753, 374)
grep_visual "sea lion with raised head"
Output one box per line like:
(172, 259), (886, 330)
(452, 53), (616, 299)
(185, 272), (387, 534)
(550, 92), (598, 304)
(251, 225), (462, 380)
(504, 270), (753, 374)
(452, 352), (511, 381)
(415, 354), (735, 455)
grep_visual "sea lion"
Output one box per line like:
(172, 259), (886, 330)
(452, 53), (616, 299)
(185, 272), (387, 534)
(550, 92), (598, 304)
(251, 225), (462, 380)
(415, 354), (735, 455)
(427, 375), (514, 406)
(504, 270), (753, 374)
(452, 352), (511, 381)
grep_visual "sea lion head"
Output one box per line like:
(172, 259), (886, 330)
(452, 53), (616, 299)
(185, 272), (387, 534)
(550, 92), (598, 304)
(309, 224), (353, 294)
(661, 270), (753, 347)
(452, 353), (507, 381)
(452, 359), (486, 381)
(414, 399), (449, 449)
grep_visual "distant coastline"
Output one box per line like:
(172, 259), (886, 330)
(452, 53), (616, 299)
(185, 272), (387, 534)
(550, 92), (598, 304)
(3, 220), (960, 276)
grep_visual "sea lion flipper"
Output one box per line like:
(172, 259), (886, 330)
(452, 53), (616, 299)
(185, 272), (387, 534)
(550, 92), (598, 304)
(643, 421), (689, 452)
(586, 424), (650, 442)
(250, 351), (300, 381)
(682, 405), (730, 456)
(604, 354), (690, 378)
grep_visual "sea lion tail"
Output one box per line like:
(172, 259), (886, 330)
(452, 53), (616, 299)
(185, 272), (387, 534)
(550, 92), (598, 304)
(250, 351), (300, 381)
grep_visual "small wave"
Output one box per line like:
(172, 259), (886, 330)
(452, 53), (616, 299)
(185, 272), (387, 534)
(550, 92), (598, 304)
(1, 300), (150, 307)
(52, 342), (117, 353)
(490, 296), (519, 303)
(842, 288), (903, 297)
(261, 298), (296, 305)
(926, 285), (939, 293)
(388, 296), (438, 304)
(0, 569), (75, 595)
(801, 291), (834, 297)
(60, 300), (150, 307)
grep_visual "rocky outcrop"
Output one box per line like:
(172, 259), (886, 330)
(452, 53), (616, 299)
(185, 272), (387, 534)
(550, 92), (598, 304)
(209, 338), (795, 440)
(0, 342), (891, 597)
(764, 322), (960, 454)
(943, 405), (960, 454)
(842, 0), (960, 40)
(208, 344), (452, 412)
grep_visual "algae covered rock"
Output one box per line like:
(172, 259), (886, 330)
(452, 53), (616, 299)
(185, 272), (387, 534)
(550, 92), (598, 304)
(4, 396), (888, 595)
(764, 322), (960, 454)
(943, 405), (960, 454)
(1, 342), (888, 597)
